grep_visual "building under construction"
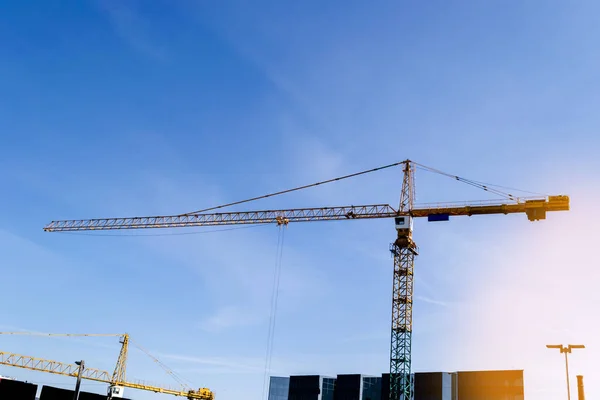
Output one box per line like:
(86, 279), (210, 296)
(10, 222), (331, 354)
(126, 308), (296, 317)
(269, 370), (524, 400)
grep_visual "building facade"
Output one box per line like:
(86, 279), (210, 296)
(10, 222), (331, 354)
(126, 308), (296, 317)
(284, 375), (337, 400)
(322, 377), (336, 400)
(414, 372), (452, 400)
(362, 376), (382, 400)
(0, 378), (37, 400)
(269, 370), (523, 400)
(456, 370), (524, 400)
(334, 374), (382, 400)
(270, 377), (291, 400)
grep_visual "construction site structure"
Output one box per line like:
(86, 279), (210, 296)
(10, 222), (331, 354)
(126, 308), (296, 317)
(0, 332), (213, 400)
(42, 160), (570, 400)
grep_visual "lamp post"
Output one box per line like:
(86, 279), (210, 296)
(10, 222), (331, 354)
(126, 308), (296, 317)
(576, 375), (585, 400)
(546, 344), (585, 400)
(73, 360), (85, 400)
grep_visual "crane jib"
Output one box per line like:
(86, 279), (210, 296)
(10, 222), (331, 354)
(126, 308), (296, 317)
(43, 196), (569, 232)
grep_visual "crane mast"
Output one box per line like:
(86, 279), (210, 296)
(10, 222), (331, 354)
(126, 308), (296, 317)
(390, 161), (417, 400)
(42, 160), (570, 400)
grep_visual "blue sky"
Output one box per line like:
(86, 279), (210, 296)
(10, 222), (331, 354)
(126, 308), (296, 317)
(1, 1), (599, 399)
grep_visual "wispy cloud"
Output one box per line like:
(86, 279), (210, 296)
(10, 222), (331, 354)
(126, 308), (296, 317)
(198, 305), (264, 333)
(133, 220), (330, 335)
(0, 325), (43, 334)
(340, 331), (389, 344)
(96, 0), (167, 60)
(415, 295), (451, 308)
(154, 351), (313, 378)
(157, 353), (267, 374)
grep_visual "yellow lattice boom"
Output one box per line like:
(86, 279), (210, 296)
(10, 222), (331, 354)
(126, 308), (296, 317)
(0, 351), (111, 382)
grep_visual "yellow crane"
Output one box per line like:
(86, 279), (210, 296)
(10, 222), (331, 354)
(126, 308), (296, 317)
(0, 332), (214, 400)
(42, 160), (569, 400)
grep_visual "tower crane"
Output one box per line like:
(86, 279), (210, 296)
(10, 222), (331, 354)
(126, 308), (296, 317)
(0, 332), (214, 400)
(43, 160), (569, 400)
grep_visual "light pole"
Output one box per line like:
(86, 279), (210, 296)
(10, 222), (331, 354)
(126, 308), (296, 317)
(576, 375), (585, 400)
(546, 344), (585, 400)
(73, 360), (85, 400)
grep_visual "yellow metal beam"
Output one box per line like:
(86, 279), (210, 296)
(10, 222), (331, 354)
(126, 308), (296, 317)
(43, 196), (569, 232)
(111, 334), (129, 386)
(411, 195), (570, 219)
(0, 350), (214, 399)
(0, 351), (111, 382)
(117, 381), (214, 399)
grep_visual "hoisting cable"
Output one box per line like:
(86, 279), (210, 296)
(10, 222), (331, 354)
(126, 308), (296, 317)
(453, 177), (548, 197)
(412, 161), (547, 200)
(181, 161), (407, 216)
(268, 226), (285, 372)
(413, 162), (513, 199)
(262, 225), (286, 400)
(129, 339), (192, 390)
